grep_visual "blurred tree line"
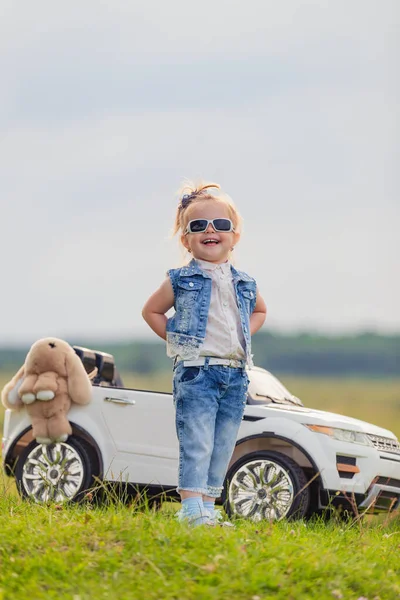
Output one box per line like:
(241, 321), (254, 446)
(0, 332), (399, 377)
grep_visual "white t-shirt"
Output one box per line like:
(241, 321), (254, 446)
(195, 259), (246, 360)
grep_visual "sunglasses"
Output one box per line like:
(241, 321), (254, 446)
(185, 218), (235, 234)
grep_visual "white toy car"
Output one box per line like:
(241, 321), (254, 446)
(2, 347), (400, 521)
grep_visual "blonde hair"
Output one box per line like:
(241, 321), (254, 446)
(172, 180), (243, 238)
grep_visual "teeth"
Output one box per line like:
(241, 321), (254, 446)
(203, 239), (218, 244)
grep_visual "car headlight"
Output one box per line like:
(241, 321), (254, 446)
(305, 425), (374, 446)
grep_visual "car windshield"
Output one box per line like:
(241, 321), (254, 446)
(248, 368), (303, 406)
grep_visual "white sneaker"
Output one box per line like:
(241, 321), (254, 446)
(207, 509), (235, 528)
(176, 509), (212, 527)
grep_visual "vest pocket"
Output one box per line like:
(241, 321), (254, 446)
(242, 289), (255, 300)
(176, 279), (203, 293)
(241, 289), (256, 313)
(176, 280), (203, 331)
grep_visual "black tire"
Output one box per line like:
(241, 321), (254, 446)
(15, 436), (98, 503)
(222, 450), (310, 522)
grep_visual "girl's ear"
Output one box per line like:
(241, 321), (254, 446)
(233, 231), (241, 246)
(181, 233), (191, 252)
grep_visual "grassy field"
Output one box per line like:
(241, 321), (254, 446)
(0, 487), (399, 600)
(1, 372), (400, 599)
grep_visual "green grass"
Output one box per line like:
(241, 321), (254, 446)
(1, 372), (400, 598)
(0, 488), (399, 600)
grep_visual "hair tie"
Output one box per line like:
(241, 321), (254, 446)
(179, 193), (195, 210)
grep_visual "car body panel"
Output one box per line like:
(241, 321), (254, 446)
(2, 367), (400, 512)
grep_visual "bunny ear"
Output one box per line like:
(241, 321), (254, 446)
(65, 351), (92, 405)
(1, 365), (25, 409)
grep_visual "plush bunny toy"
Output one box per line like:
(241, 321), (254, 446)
(1, 337), (92, 444)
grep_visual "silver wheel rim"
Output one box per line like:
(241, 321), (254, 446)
(228, 458), (295, 521)
(21, 442), (85, 502)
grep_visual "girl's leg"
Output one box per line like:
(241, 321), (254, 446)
(174, 364), (219, 524)
(206, 368), (248, 503)
(203, 495), (215, 502)
(181, 491), (204, 499)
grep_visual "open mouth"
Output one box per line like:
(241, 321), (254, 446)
(202, 238), (220, 245)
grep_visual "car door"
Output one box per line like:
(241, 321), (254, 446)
(99, 386), (179, 486)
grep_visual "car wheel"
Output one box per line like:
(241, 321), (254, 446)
(15, 436), (97, 503)
(223, 450), (310, 522)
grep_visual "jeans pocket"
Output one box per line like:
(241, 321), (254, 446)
(179, 366), (203, 384)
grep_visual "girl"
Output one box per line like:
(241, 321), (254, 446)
(142, 182), (267, 526)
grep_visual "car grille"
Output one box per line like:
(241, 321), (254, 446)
(367, 434), (400, 455)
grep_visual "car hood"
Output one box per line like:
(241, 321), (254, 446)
(248, 403), (397, 439)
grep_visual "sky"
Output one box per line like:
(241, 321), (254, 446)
(1, 0), (399, 346)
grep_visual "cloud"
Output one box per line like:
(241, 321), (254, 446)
(0, 0), (398, 343)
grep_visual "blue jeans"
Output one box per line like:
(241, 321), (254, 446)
(173, 361), (249, 498)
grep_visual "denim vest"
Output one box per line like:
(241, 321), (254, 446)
(166, 259), (257, 367)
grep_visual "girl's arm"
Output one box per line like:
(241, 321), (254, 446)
(142, 278), (175, 340)
(250, 288), (267, 335)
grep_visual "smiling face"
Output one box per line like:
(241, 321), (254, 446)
(181, 200), (240, 264)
